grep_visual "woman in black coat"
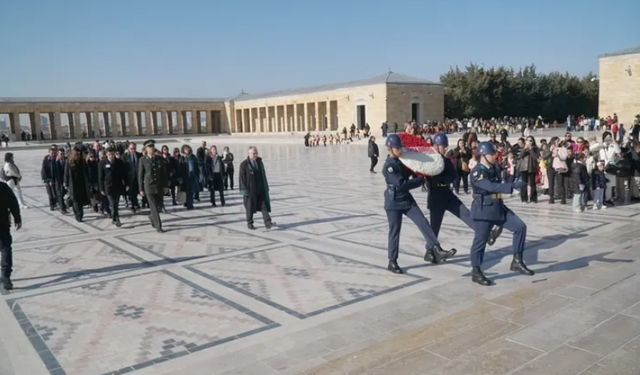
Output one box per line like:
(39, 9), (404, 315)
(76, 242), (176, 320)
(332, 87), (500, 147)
(222, 146), (234, 190)
(368, 136), (379, 173)
(64, 147), (91, 222)
(163, 146), (180, 206)
(518, 136), (540, 203)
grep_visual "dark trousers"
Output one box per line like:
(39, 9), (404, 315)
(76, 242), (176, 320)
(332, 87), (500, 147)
(0, 232), (12, 278)
(127, 188), (140, 210)
(107, 194), (120, 221)
(556, 172), (571, 203)
(386, 204), (439, 261)
(520, 171), (538, 202)
(185, 177), (197, 208)
(244, 194), (271, 225)
(100, 194), (111, 214)
(428, 189), (474, 237)
(145, 193), (163, 229)
(46, 183), (66, 211)
(370, 157), (378, 172)
(224, 169), (234, 190)
(547, 168), (557, 202)
(209, 185), (225, 206)
(454, 170), (469, 193)
(470, 211), (526, 267)
(72, 201), (84, 221)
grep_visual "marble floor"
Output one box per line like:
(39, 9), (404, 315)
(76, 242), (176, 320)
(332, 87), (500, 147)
(0, 137), (639, 375)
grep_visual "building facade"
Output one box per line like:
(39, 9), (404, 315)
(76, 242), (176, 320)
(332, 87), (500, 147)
(598, 46), (640, 127)
(0, 72), (443, 141)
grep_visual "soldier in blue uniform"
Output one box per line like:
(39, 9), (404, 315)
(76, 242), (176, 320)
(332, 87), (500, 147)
(383, 134), (456, 274)
(424, 133), (502, 263)
(469, 142), (534, 286)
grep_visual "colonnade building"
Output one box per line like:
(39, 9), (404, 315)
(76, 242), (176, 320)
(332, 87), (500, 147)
(0, 72), (444, 141)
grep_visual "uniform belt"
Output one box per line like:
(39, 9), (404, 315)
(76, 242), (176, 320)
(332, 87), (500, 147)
(473, 193), (503, 199)
(432, 183), (448, 188)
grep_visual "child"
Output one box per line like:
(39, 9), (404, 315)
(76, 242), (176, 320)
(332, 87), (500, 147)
(570, 153), (589, 212)
(592, 161), (608, 210)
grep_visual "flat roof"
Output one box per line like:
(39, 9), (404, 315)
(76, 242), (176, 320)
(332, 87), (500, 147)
(0, 97), (228, 104)
(233, 72), (440, 102)
(598, 45), (640, 58)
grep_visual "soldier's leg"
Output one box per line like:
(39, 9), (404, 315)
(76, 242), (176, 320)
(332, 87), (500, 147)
(406, 205), (456, 263)
(385, 210), (402, 261)
(429, 203), (446, 238)
(219, 187), (225, 206)
(470, 221), (493, 286)
(146, 194), (160, 229)
(503, 211), (533, 276)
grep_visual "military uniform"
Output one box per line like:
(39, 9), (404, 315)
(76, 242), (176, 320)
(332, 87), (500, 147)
(138, 141), (169, 232)
(469, 142), (533, 286)
(382, 134), (455, 274)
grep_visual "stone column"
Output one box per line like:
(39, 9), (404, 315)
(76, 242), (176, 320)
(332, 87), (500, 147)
(70, 112), (79, 139)
(135, 112), (143, 136)
(241, 108), (247, 133)
(206, 111), (213, 133)
(161, 111), (170, 135)
(315, 102), (320, 132)
(303, 104), (309, 132)
(167, 111), (175, 135)
(126, 112), (135, 136)
(293, 104), (298, 132)
(109, 111), (118, 137)
(49, 112), (62, 140)
(144, 111), (153, 135)
(29, 112), (42, 140)
(177, 111), (184, 134)
(191, 110), (199, 133)
(8, 113), (21, 141)
(273, 106), (279, 132)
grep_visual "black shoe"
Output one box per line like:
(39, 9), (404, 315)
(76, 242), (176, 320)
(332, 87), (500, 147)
(113, 220), (122, 227)
(61, 209), (69, 215)
(424, 249), (436, 264)
(430, 245), (457, 264)
(247, 224), (256, 230)
(156, 228), (165, 233)
(387, 261), (404, 274)
(0, 276), (13, 290)
(510, 254), (534, 276)
(172, 201), (177, 206)
(265, 222), (275, 230)
(487, 226), (503, 246)
(50, 207), (56, 211)
(212, 203), (217, 207)
(472, 267), (492, 286)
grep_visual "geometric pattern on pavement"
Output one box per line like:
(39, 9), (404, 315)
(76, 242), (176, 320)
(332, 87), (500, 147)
(7, 270), (277, 375)
(186, 245), (428, 319)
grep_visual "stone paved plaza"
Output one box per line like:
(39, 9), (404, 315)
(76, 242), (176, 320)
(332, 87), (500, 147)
(1, 135), (639, 375)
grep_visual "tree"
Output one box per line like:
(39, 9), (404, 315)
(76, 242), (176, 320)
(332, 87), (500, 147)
(440, 64), (598, 121)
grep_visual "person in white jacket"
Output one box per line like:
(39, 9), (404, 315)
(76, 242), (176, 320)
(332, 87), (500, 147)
(2, 153), (27, 209)
(597, 133), (622, 204)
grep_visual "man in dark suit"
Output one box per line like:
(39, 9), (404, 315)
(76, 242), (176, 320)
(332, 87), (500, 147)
(99, 147), (128, 227)
(138, 140), (168, 232)
(239, 146), (275, 230)
(122, 142), (142, 213)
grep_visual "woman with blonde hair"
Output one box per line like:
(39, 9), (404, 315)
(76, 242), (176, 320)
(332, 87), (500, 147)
(2, 153), (27, 209)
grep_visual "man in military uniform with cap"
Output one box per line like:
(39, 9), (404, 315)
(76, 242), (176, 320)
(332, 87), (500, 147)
(138, 140), (169, 232)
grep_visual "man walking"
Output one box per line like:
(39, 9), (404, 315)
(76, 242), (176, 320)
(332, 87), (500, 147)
(123, 142), (142, 212)
(99, 147), (128, 227)
(0, 181), (22, 290)
(239, 146), (275, 230)
(138, 140), (168, 232)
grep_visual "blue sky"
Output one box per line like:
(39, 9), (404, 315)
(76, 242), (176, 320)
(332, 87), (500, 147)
(0, 0), (638, 98)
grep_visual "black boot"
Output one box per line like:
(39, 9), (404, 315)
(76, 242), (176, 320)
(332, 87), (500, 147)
(487, 226), (503, 246)
(430, 245), (457, 264)
(510, 254), (534, 276)
(387, 260), (404, 274)
(0, 276), (13, 290)
(472, 267), (492, 286)
(424, 249), (436, 264)
(247, 223), (256, 230)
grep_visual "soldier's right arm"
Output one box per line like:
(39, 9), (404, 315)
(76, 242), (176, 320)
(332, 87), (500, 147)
(471, 168), (513, 194)
(385, 163), (424, 191)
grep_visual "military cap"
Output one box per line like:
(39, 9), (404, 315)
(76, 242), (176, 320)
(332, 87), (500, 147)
(143, 139), (156, 148)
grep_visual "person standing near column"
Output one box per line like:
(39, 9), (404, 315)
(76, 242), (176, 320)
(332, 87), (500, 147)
(206, 145), (225, 207)
(99, 148), (127, 227)
(0, 182), (21, 290)
(239, 146), (275, 230)
(138, 140), (168, 233)
(368, 136), (379, 173)
(123, 142), (142, 213)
